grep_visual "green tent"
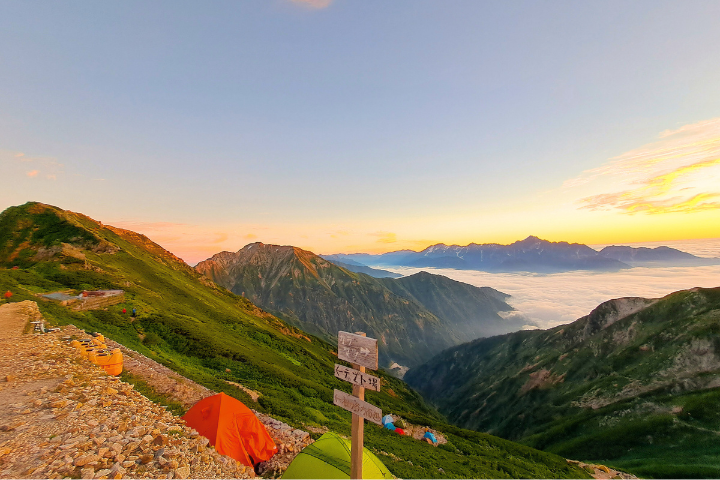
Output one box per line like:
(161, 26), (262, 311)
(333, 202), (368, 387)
(282, 432), (393, 479)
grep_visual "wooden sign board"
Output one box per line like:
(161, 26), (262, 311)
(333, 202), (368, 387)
(334, 364), (381, 392)
(333, 389), (383, 425)
(338, 331), (378, 370)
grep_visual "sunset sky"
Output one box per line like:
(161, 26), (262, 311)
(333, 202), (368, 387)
(2, 1), (720, 265)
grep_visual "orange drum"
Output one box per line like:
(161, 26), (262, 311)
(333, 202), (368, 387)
(95, 349), (123, 376)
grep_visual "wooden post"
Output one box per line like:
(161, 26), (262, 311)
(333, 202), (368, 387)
(334, 331), (380, 478)
(350, 332), (366, 480)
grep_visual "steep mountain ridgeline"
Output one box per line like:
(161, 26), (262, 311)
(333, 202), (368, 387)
(196, 243), (455, 368)
(405, 287), (720, 478)
(0, 202), (589, 479)
(196, 243), (527, 368)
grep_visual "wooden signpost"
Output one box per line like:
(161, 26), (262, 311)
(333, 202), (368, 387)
(333, 331), (381, 479)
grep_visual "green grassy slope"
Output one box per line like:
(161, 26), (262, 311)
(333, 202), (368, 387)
(0, 202), (588, 479)
(406, 288), (720, 478)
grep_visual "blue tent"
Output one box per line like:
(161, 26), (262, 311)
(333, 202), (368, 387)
(423, 431), (437, 443)
(384, 423), (396, 431)
(382, 414), (394, 425)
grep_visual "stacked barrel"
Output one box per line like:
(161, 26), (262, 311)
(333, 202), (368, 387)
(71, 333), (123, 375)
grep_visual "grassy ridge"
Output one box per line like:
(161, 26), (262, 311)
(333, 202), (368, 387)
(0, 202), (588, 479)
(406, 288), (720, 478)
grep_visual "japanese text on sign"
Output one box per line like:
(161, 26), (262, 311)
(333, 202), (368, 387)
(334, 364), (381, 392)
(333, 389), (383, 425)
(338, 331), (378, 370)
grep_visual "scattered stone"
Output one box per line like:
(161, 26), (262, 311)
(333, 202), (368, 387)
(95, 468), (113, 478)
(174, 466), (190, 479)
(75, 454), (101, 466)
(81, 467), (96, 479)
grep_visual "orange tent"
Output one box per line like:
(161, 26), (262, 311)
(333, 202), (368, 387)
(182, 392), (277, 466)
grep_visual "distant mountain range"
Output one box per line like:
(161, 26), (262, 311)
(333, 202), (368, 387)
(330, 236), (720, 273)
(196, 243), (530, 368)
(597, 245), (718, 267)
(319, 255), (402, 278)
(405, 286), (720, 478)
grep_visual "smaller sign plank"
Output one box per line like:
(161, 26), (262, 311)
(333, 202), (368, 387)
(334, 364), (381, 392)
(338, 331), (378, 370)
(333, 389), (383, 425)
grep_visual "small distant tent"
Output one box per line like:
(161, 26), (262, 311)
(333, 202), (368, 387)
(423, 431), (437, 444)
(381, 414), (394, 426)
(282, 432), (393, 479)
(182, 392), (277, 466)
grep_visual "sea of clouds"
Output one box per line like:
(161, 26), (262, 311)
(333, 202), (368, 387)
(384, 238), (720, 330)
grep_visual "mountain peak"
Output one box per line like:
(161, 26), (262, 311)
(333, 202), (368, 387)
(514, 235), (546, 246)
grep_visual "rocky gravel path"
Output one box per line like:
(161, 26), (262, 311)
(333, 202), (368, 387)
(0, 301), (40, 339)
(0, 305), (253, 479)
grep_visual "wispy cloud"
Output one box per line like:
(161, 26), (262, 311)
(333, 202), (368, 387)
(371, 231), (397, 244)
(566, 118), (720, 215)
(289, 0), (333, 9)
(212, 233), (229, 244)
(1, 150), (64, 180)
